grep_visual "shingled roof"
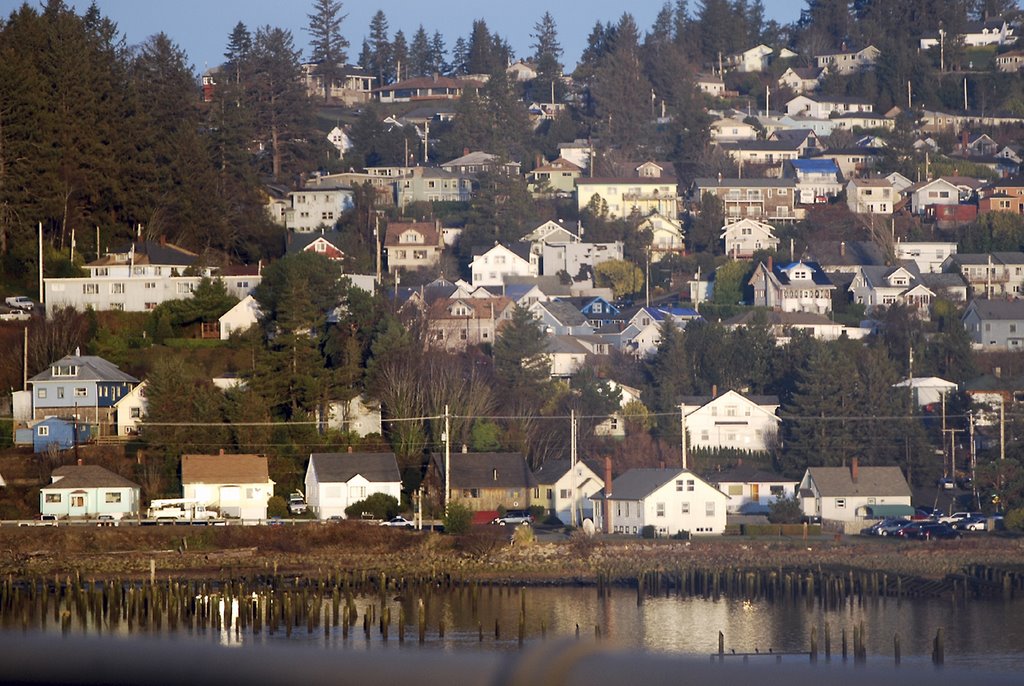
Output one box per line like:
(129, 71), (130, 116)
(47, 465), (140, 490)
(805, 465), (911, 498)
(308, 453), (400, 483)
(181, 454), (270, 484)
(432, 452), (537, 490)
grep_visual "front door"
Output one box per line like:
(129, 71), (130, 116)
(750, 484), (760, 504)
(69, 490), (88, 517)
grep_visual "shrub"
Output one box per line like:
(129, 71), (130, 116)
(1005, 508), (1024, 532)
(641, 524), (656, 539)
(267, 496), (288, 518)
(512, 524), (535, 547)
(767, 494), (803, 524)
(528, 505), (545, 520)
(345, 493), (400, 520)
(442, 502), (473, 535)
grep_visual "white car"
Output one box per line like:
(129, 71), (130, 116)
(0, 309), (30, 322)
(379, 516), (414, 528)
(5, 296), (33, 311)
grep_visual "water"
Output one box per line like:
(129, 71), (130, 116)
(8, 585), (1023, 670)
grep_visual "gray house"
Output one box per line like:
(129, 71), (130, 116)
(28, 350), (139, 434)
(962, 299), (1024, 349)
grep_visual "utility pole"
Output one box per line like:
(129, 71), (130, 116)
(679, 404), (688, 470)
(1000, 395), (1006, 461)
(38, 222), (44, 305)
(374, 213), (382, 285)
(969, 412), (979, 509)
(443, 404), (450, 515)
(941, 427), (963, 479)
(570, 409), (577, 527)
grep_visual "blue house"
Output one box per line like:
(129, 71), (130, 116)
(556, 296), (622, 328)
(26, 417), (91, 453)
(28, 349), (139, 436)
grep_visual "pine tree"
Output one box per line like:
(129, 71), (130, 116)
(409, 25), (432, 78)
(531, 12), (564, 103)
(391, 29), (408, 82)
(590, 14), (654, 156)
(451, 36), (469, 75)
(223, 21), (252, 82)
(430, 31), (448, 74)
(493, 304), (551, 395)
(306, 0), (349, 100)
(366, 10), (392, 85)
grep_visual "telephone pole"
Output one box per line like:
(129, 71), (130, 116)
(570, 409), (578, 527)
(443, 405), (451, 514)
(680, 404), (688, 470)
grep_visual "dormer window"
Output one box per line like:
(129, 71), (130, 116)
(52, 365), (78, 377)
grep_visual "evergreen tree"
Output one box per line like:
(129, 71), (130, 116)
(430, 31), (448, 74)
(493, 305), (551, 395)
(590, 14), (654, 156)
(531, 12), (563, 102)
(392, 29), (408, 82)
(365, 10), (392, 85)
(223, 21), (252, 82)
(306, 0), (349, 100)
(409, 25), (432, 77)
(694, 0), (742, 64)
(451, 36), (469, 75)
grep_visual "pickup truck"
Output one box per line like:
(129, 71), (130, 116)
(18, 514), (58, 527)
(0, 308), (30, 322)
(5, 296), (33, 311)
(288, 492), (307, 515)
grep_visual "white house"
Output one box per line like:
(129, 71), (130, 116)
(909, 177), (966, 215)
(710, 464), (799, 514)
(849, 265), (935, 316)
(785, 95), (874, 119)
(895, 241), (957, 273)
(285, 181), (354, 232)
(846, 178), (895, 214)
(541, 241), (623, 279)
(40, 465), (141, 519)
(533, 458), (605, 525)
(777, 66), (824, 93)
(721, 218), (780, 258)
(575, 177), (678, 220)
(470, 243), (536, 288)
(638, 213), (685, 262)
(749, 258), (835, 315)
(113, 381), (147, 436)
(181, 453), (274, 521)
(682, 391), (781, 453)
(325, 396), (382, 436)
(219, 294), (261, 340)
(892, 376), (958, 408)
(799, 460), (912, 525)
(304, 452), (402, 519)
(591, 468), (728, 536)
(815, 45), (880, 74)
(726, 44), (774, 72)
(710, 117), (759, 142)
(595, 381), (643, 437)
(326, 126), (353, 156)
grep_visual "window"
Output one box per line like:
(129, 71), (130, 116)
(38, 426), (50, 437)
(727, 484), (743, 496)
(656, 502), (665, 517)
(111, 303), (124, 311)
(177, 283), (194, 294)
(770, 485), (784, 496)
(74, 388), (87, 398)
(686, 480), (695, 492)
(835, 498), (846, 509)
(350, 486), (366, 501)
(95, 267), (108, 276)
(462, 488), (479, 498)
(681, 502), (690, 514)
(83, 283), (99, 295)
(57, 387), (64, 399)
(706, 501), (716, 517)
(145, 282), (157, 289)
(145, 303), (157, 311)
(71, 495), (85, 507)
(130, 408), (142, 418)
(45, 493), (61, 503)
(546, 488), (553, 499)
(559, 489), (571, 499)
(37, 388), (47, 399)
(675, 480), (684, 492)
(105, 492), (122, 504)
(110, 283), (125, 294)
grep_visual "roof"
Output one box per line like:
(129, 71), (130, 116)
(181, 454), (270, 484)
(694, 177), (795, 189)
(601, 468), (719, 501)
(384, 221), (440, 247)
(768, 260), (833, 286)
(442, 151), (507, 167)
(432, 452), (537, 489)
(308, 452), (400, 484)
(536, 300), (588, 327)
(373, 74), (482, 92)
(428, 296), (512, 320)
(709, 464), (797, 485)
(29, 353), (139, 385)
(87, 240), (198, 268)
(47, 465), (140, 490)
(576, 177), (676, 185)
(965, 299), (1024, 320)
(805, 465), (911, 497)
(286, 230), (345, 255)
(720, 140), (802, 152)
(534, 458), (604, 484)
(790, 159), (838, 175)
(723, 309), (839, 328)
(849, 178), (893, 188)
(544, 336), (590, 355)
(806, 240), (886, 267)
(679, 392), (780, 408)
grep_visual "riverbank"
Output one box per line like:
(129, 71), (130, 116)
(3, 523), (1024, 583)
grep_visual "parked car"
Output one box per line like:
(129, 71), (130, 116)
(492, 509), (534, 526)
(936, 477), (955, 490)
(913, 506), (940, 520)
(18, 514), (58, 527)
(96, 514), (120, 527)
(287, 492), (307, 515)
(860, 518), (907, 536)
(4, 296), (33, 311)
(939, 511), (983, 525)
(0, 308), (30, 322)
(900, 523), (961, 540)
(379, 516), (414, 528)
(955, 516), (991, 532)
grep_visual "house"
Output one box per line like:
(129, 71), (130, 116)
(886, 172), (915, 194)
(533, 459), (605, 524)
(440, 151), (520, 178)
(849, 265), (935, 316)
(28, 350), (138, 435)
(527, 157), (582, 195)
(895, 241), (958, 274)
(591, 467), (729, 536)
(695, 73), (726, 96)
(710, 117), (759, 142)
(962, 299), (1024, 349)
(303, 452), (401, 519)
(541, 241), (623, 279)
(777, 66), (824, 93)
(181, 453), (274, 521)
(996, 49), (1024, 72)
(384, 220), (445, 273)
(300, 62), (375, 104)
(23, 416), (92, 453)
(691, 178), (799, 223)
(720, 218), (780, 258)
(749, 258), (835, 314)
(575, 176), (678, 220)
(831, 112), (895, 131)
(909, 177), (976, 215)
(726, 44), (775, 72)
(892, 377), (958, 408)
(815, 45), (880, 74)
(219, 294), (261, 340)
(425, 296), (514, 350)
(326, 126), (353, 156)
(286, 230), (346, 261)
(470, 243), (536, 287)
(710, 464), (799, 514)
(543, 336), (591, 377)
(44, 240), (261, 314)
(40, 465), (141, 519)
(113, 380), (147, 436)
(594, 380), (642, 437)
(722, 310), (870, 343)
(325, 396), (383, 436)
(396, 167), (473, 207)
(942, 252), (1024, 298)
(768, 128), (822, 156)
(638, 213), (685, 261)
(681, 390), (781, 453)
(285, 180), (354, 232)
(428, 452), (537, 512)
(556, 296), (621, 328)
(920, 20), (1016, 49)
(790, 158), (842, 204)
(818, 147), (883, 178)
(520, 219), (582, 247)
(373, 74), (483, 103)
(846, 178), (895, 214)
(719, 140), (802, 168)
(785, 95), (874, 119)
(979, 177), (1024, 215)
(530, 300), (594, 337)
(799, 460), (912, 526)
(506, 59), (537, 81)
(558, 139), (593, 171)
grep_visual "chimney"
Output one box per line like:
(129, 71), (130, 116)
(463, 147), (470, 157)
(604, 457), (613, 534)
(840, 241), (846, 257)
(159, 235), (166, 246)
(712, 384), (718, 399)
(347, 445), (353, 453)
(767, 255), (774, 272)
(851, 457), (859, 483)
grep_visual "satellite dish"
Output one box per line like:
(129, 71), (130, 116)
(582, 518), (596, 536)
